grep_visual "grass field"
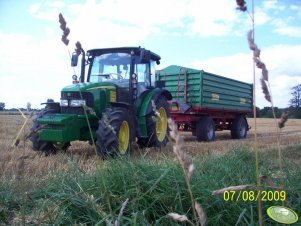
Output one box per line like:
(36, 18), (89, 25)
(0, 114), (301, 225)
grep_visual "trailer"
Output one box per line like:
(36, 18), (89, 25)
(156, 65), (253, 141)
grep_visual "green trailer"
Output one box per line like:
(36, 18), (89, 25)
(156, 65), (253, 141)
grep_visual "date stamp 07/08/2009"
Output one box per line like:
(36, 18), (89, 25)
(223, 190), (286, 202)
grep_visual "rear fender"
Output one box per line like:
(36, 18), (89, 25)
(136, 88), (172, 137)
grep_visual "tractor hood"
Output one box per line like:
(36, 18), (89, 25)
(61, 82), (117, 92)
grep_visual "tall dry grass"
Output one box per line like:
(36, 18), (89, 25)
(236, 1), (293, 225)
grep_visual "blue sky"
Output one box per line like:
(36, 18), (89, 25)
(1, 0), (301, 108)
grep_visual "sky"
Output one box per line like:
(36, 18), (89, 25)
(0, 0), (301, 109)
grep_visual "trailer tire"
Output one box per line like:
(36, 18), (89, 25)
(138, 96), (170, 148)
(196, 116), (215, 142)
(30, 105), (70, 155)
(231, 116), (248, 139)
(96, 107), (133, 159)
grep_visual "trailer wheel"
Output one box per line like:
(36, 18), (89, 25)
(96, 107), (133, 159)
(30, 105), (70, 155)
(196, 116), (215, 142)
(231, 116), (248, 139)
(138, 96), (170, 148)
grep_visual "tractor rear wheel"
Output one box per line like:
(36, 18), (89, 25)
(231, 116), (248, 139)
(196, 116), (215, 142)
(138, 96), (170, 148)
(30, 105), (70, 155)
(96, 107), (133, 159)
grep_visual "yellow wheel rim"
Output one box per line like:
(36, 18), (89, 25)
(118, 121), (130, 155)
(156, 107), (167, 142)
(53, 142), (65, 150)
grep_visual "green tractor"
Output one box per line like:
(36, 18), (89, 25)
(30, 47), (172, 158)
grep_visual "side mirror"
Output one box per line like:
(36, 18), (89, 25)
(71, 53), (78, 67)
(140, 49), (150, 63)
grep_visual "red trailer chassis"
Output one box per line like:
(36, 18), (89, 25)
(170, 104), (251, 131)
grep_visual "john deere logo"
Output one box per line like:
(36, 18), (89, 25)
(267, 206), (298, 224)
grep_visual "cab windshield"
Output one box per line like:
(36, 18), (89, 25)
(89, 53), (131, 83)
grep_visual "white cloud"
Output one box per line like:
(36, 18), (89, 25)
(29, 3), (41, 15)
(191, 45), (301, 108)
(274, 26), (301, 37)
(0, 31), (71, 109)
(290, 4), (301, 17)
(254, 8), (271, 25)
(45, 1), (65, 8)
(184, 0), (240, 36)
(263, 0), (285, 11)
(31, 8), (61, 22)
(30, 0), (251, 38)
(270, 13), (301, 37)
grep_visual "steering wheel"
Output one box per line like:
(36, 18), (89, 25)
(109, 73), (124, 80)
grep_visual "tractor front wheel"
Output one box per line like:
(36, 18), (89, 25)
(30, 106), (70, 155)
(96, 108), (133, 159)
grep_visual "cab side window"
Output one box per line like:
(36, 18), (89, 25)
(135, 63), (151, 87)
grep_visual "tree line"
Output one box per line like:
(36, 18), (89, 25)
(1, 85), (301, 118)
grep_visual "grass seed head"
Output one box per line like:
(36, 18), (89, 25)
(236, 0), (247, 12)
(278, 111), (289, 129)
(168, 118), (194, 180)
(212, 184), (251, 196)
(114, 198), (129, 226)
(151, 100), (161, 118)
(195, 202), (206, 226)
(168, 213), (189, 222)
(260, 78), (271, 102)
(247, 30), (257, 51)
(59, 13), (70, 46)
(262, 68), (269, 81)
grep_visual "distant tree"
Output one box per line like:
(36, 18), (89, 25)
(248, 106), (260, 118)
(289, 85), (301, 118)
(27, 102), (31, 112)
(0, 102), (5, 111)
(259, 107), (282, 118)
(289, 85), (301, 108)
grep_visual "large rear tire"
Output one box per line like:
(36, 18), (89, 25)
(138, 96), (170, 148)
(30, 104), (70, 155)
(96, 108), (133, 159)
(231, 116), (248, 139)
(196, 116), (215, 142)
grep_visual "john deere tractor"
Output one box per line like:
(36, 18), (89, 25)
(30, 47), (171, 158)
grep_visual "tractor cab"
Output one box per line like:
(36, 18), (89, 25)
(85, 47), (161, 103)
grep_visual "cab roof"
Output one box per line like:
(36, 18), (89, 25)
(87, 47), (161, 62)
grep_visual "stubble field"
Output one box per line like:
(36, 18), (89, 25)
(1, 114), (301, 180)
(0, 114), (300, 225)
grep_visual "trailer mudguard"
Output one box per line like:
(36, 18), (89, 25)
(136, 88), (172, 137)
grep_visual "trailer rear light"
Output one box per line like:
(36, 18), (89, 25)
(171, 105), (178, 112)
(70, 99), (86, 107)
(60, 99), (68, 107)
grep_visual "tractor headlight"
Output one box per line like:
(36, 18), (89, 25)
(60, 99), (68, 107)
(70, 99), (86, 107)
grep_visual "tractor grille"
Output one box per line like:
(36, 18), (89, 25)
(61, 91), (94, 115)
